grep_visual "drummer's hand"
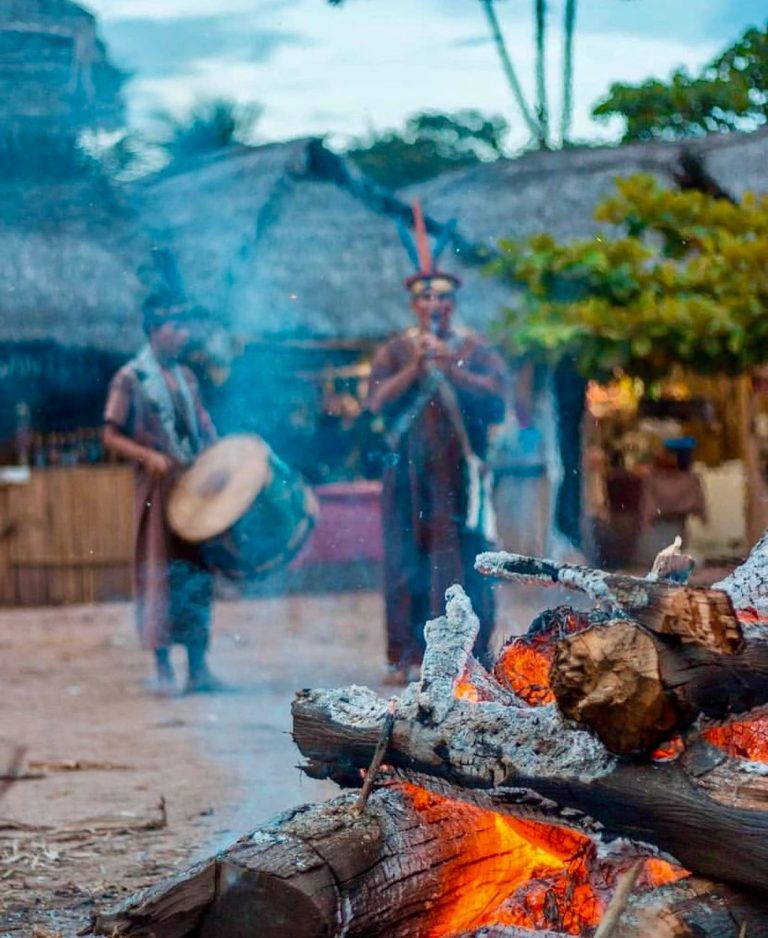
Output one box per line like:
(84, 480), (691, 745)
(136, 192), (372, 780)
(143, 451), (174, 479)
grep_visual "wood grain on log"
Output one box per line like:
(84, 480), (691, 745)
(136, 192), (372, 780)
(91, 783), (606, 938)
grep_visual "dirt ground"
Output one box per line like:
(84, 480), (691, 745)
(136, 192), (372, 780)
(0, 580), (567, 937)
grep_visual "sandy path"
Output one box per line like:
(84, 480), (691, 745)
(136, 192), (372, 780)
(0, 582), (561, 936)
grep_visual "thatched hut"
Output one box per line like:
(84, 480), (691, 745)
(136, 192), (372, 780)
(0, 0), (140, 605)
(135, 138), (509, 342)
(0, 0), (137, 451)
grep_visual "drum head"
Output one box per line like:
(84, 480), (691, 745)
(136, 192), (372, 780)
(167, 435), (272, 543)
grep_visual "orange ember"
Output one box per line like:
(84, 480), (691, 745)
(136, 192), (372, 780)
(650, 736), (685, 762)
(736, 607), (768, 628)
(642, 857), (689, 888)
(455, 675), (480, 703)
(399, 782), (601, 936)
(702, 711), (768, 763)
(494, 640), (555, 706)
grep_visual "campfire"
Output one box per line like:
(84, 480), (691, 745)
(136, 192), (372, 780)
(91, 536), (768, 937)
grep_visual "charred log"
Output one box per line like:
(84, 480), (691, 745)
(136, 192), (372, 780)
(475, 550), (743, 654)
(91, 782), (615, 938)
(292, 683), (768, 895)
(291, 586), (768, 896)
(550, 615), (768, 753)
(478, 550), (768, 754)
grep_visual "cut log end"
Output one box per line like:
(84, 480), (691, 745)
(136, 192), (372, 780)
(551, 620), (685, 754)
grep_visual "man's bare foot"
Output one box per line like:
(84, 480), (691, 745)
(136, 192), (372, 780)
(184, 669), (236, 694)
(143, 675), (178, 698)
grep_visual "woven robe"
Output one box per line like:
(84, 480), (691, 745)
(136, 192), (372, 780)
(104, 358), (216, 651)
(369, 328), (507, 668)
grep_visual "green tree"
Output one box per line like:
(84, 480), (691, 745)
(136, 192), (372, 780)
(593, 23), (768, 141)
(489, 175), (768, 381)
(157, 98), (263, 159)
(345, 109), (508, 190)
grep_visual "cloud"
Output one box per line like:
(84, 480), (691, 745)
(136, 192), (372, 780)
(95, 0), (757, 152)
(86, 0), (294, 22)
(451, 35), (493, 50)
(102, 15), (308, 77)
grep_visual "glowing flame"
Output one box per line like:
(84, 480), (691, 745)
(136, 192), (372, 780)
(642, 857), (689, 888)
(650, 736), (685, 762)
(394, 782), (689, 937)
(455, 675), (480, 702)
(399, 782), (601, 936)
(702, 712), (768, 763)
(494, 640), (555, 706)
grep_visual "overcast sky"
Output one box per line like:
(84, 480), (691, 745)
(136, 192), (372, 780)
(85, 0), (766, 150)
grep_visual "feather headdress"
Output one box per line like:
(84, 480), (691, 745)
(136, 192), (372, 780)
(396, 200), (461, 296)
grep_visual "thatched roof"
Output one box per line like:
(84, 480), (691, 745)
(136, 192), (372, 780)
(136, 139), (509, 343)
(1, 128), (767, 353)
(0, 175), (145, 351)
(0, 0), (124, 133)
(406, 128), (768, 247)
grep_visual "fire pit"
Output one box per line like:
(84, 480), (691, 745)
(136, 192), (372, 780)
(90, 537), (768, 937)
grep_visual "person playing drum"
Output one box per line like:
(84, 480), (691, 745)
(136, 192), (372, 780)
(368, 202), (509, 685)
(103, 292), (227, 695)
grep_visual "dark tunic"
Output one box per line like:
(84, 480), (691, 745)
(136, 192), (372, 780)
(369, 328), (507, 668)
(104, 361), (217, 651)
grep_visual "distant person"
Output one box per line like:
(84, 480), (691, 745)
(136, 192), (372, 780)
(103, 294), (225, 695)
(368, 203), (508, 684)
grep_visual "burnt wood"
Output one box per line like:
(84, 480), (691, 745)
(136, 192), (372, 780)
(550, 617), (768, 753)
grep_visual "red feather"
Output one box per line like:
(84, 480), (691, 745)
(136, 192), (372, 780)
(411, 200), (433, 273)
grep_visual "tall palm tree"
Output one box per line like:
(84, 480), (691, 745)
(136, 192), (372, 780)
(561, 0), (578, 144)
(534, 0), (550, 147)
(478, 0), (543, 144)
(330, 0), (579, 151)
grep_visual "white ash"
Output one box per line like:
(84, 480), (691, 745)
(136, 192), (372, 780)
(308, 685), (389, 727)
(418, 584), (479, 725)
(476, 549), (650, 609)
(714, 529), (768, 616)
(730, 758), (768, 775)
(248, 830), (286, 846)
(430, 700), (618, 784)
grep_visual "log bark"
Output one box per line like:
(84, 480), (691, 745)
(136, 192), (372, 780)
(91, 770), (768, 938)
(475, 550), (743, 653)
(292, 682), (768, 895)
(550, 616), (768, 753)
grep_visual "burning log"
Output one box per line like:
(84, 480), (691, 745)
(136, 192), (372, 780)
(292, 586), (768, 897)
(94, 768), (733, 938)
(476, 550), (768, 754)
(89, 781), (667, 938)
(93, 540), (768, 937)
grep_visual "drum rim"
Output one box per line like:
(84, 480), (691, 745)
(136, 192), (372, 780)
(167, 434), (272, 543)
